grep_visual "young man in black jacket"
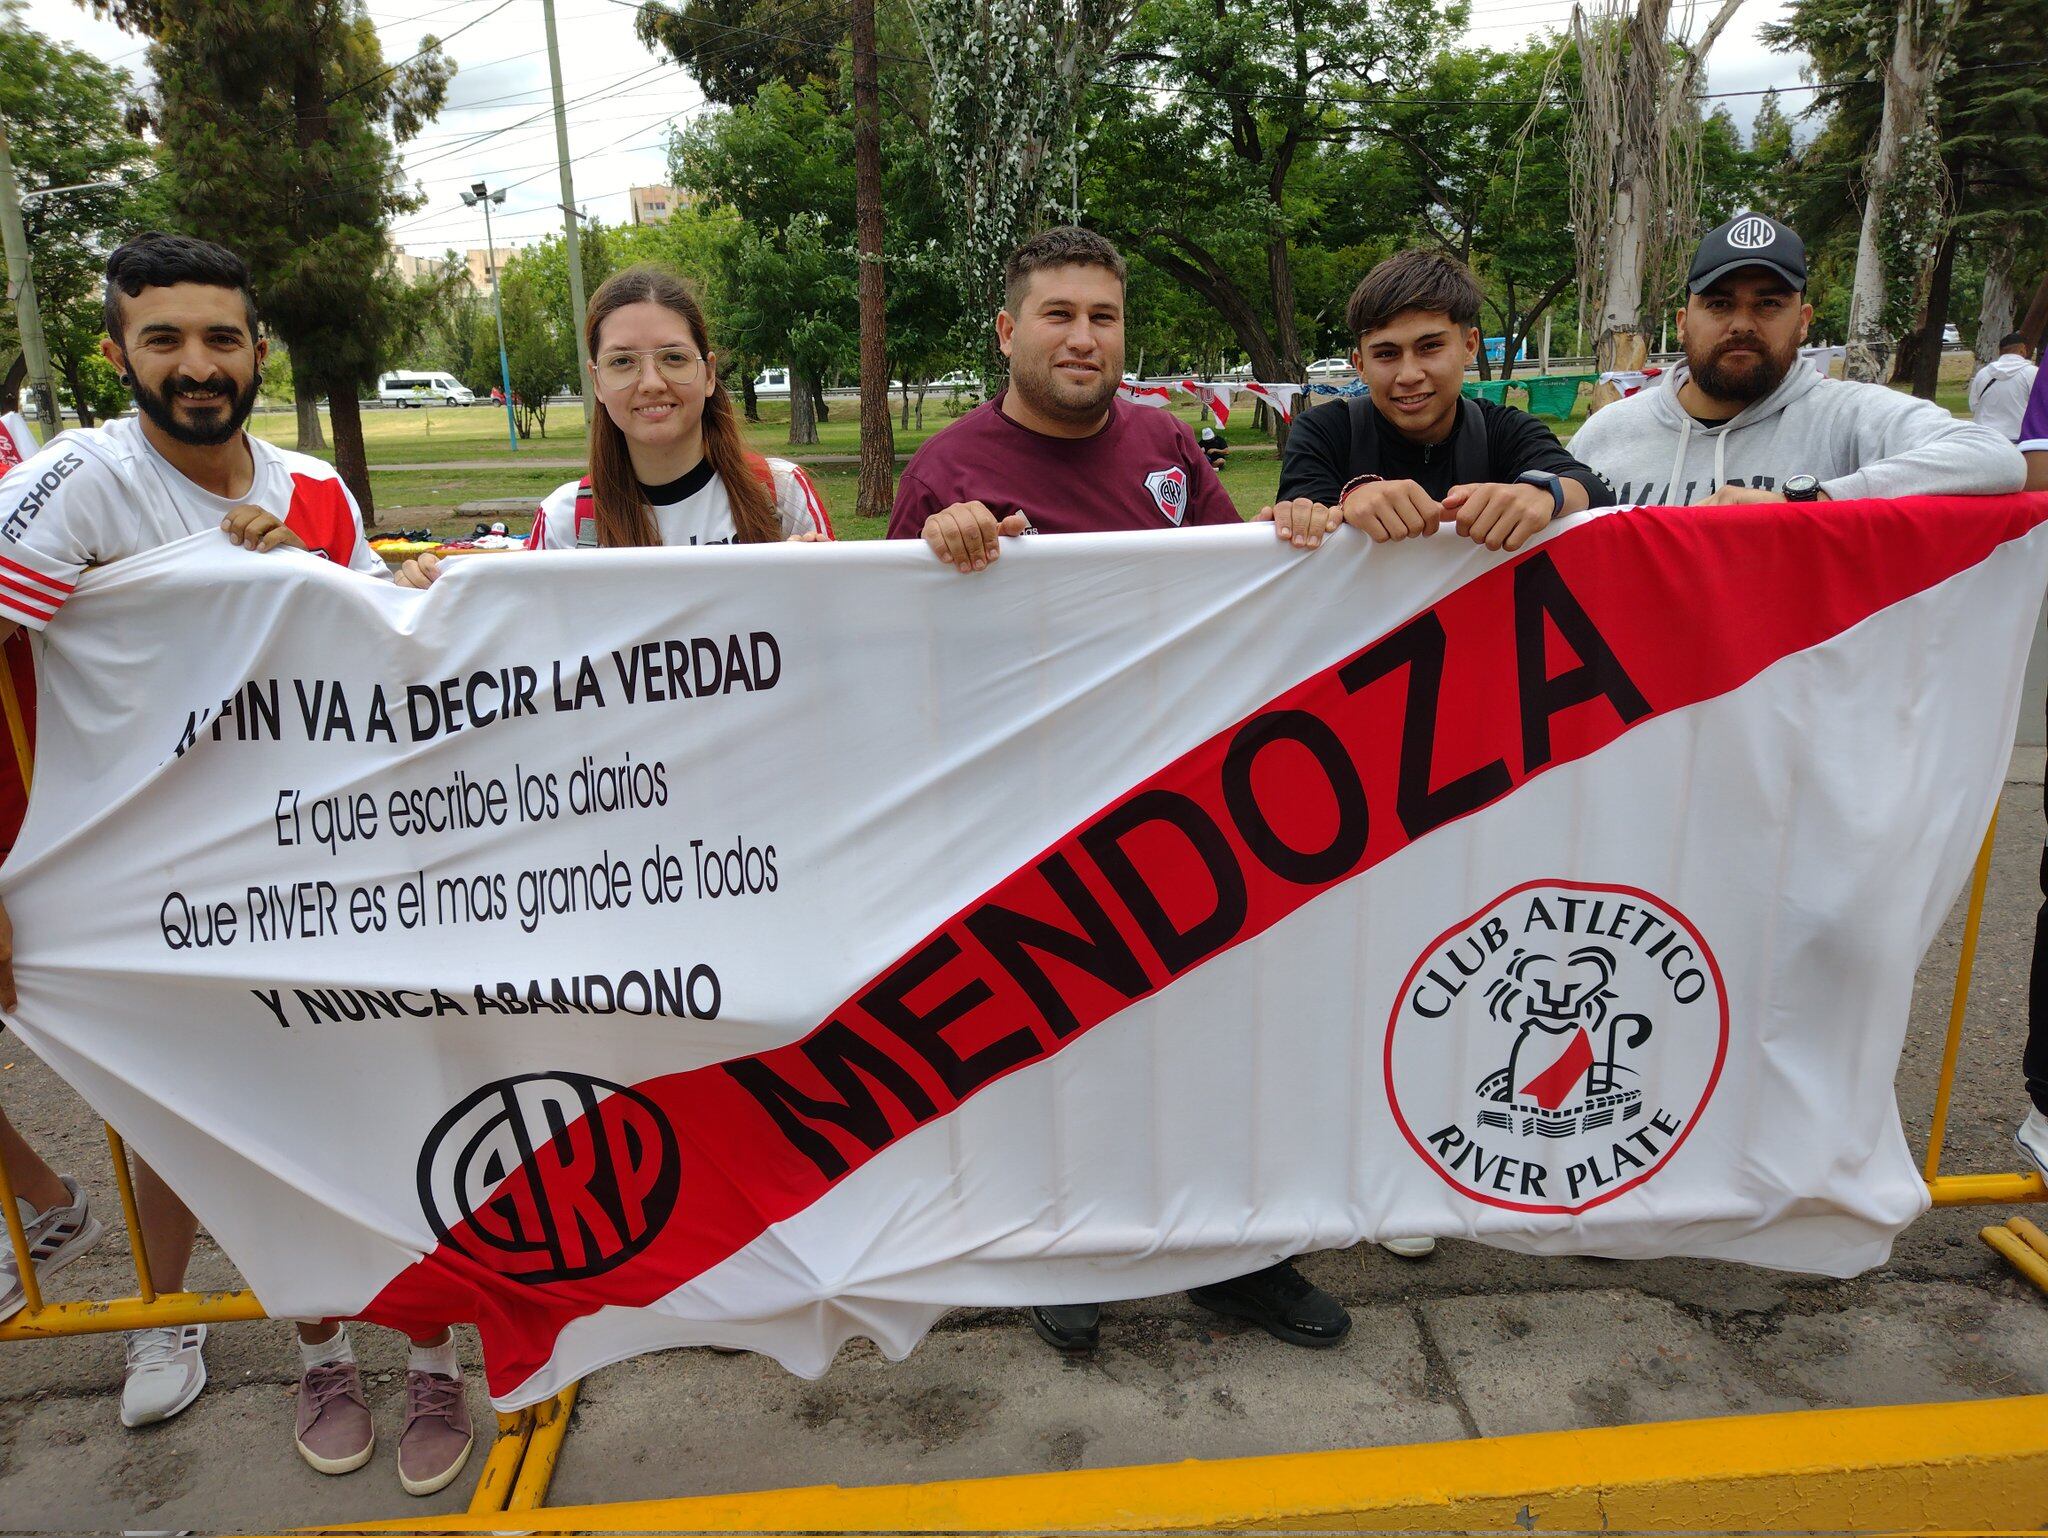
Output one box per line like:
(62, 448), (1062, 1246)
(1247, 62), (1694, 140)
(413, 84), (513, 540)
(1265, 251), (1609, 552)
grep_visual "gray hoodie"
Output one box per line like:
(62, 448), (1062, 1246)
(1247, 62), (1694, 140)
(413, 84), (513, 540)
(1568, 360), (2027, 506)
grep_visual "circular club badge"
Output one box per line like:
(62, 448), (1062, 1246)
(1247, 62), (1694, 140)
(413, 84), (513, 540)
(417, 1071), (679, 1284)
(1386, 881), (1727, 1215)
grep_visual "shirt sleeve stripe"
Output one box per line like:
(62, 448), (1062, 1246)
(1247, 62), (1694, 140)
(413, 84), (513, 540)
(793, 466), (834, 538)
(0, 583), (58, 625)
(0, 553), (75, 596)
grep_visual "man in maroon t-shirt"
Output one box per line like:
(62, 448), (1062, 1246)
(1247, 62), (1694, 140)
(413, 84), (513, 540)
(889, 232), (1238, 562)
(889, 228), (1350, 1357)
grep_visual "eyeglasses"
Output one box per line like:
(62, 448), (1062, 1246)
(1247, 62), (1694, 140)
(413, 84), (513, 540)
(594, 347), (707, 389)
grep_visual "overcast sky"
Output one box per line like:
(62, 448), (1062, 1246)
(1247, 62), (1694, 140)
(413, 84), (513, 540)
(22, 0), (1811, 257)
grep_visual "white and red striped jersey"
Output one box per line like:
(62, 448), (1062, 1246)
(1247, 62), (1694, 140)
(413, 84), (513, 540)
(0, 416), (385, 630)
(524, 454), (832, 551)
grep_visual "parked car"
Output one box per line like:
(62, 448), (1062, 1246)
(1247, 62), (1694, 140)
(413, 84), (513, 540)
(377, 370), (476, 407)
(752, 367), (792, 399)
(1305, 356), (1353, 381)
(1942, 323), (1962, 348)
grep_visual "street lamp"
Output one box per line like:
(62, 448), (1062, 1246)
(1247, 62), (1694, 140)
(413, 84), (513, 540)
(460, 180), (519, 453)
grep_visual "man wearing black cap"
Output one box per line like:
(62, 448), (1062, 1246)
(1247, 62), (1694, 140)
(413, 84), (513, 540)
(1571, 213), (2025, 506)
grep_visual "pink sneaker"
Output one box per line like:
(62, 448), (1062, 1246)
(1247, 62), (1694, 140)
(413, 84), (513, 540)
(295, 1360), (374, 1475)
(398, 1370), (473, 1497)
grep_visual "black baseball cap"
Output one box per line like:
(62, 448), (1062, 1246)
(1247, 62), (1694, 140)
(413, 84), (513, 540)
(1688, 213), (1806, 293)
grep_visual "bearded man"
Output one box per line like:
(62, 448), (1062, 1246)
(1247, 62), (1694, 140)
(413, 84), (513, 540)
(1570, 213), (2024, 507)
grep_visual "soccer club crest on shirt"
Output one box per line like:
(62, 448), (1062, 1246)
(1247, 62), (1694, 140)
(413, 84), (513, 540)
(1144, 466), (1190, 525)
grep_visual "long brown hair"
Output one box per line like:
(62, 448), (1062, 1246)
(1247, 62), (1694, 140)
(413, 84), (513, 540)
(584, 265), (779, 548)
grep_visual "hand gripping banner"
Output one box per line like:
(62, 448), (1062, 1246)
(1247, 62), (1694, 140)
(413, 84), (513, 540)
(3, 495), (2045, 1408)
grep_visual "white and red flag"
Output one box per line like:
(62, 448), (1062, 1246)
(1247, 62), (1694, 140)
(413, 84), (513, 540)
(1178, 378), (1232, 427)
(1116, 380), (1175, 410)
(0, 412), (35, 472)
(1240, 380), (1302, 422)
(3, 496), (2045, 1408)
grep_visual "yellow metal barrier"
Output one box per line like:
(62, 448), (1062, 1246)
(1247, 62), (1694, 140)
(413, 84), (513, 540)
(1920, 815), (2048, 1302)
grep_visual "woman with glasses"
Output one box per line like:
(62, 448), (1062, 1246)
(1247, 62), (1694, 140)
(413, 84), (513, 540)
(395, 264), (829, 587)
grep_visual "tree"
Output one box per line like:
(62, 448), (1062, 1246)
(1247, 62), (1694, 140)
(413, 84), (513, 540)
(913, 0), (1140, 360)
(1568, 0), (1747, 403)
(636, 0), (848, 106)
(1381, 41), (1579, 380)
(0, 5), (149, 424)
(493, 255), (575, 439)
(94, 0), (451, 519)
(675, 83), (863, 444)
(1770, 0), (2047, 387)
(1085, 0), (1444, 401)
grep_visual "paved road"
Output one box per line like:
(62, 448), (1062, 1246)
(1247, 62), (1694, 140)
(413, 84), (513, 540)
(2, 781), (2044, 1528)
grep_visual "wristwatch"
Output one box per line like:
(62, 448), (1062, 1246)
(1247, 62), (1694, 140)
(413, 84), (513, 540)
(1516, 470), (1565, 514)
(1784, 474), (1822, 502)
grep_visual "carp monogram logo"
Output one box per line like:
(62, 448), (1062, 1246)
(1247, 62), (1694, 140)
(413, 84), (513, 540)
(1726, 216), (1778, 250)
(1385, 881), (1728, 1214)
(417, 1071), (680, 1284)
(1144, 466), (1190, 524)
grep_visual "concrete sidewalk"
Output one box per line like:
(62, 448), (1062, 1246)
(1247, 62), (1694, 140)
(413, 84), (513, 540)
(2, 785), (2044, 1530)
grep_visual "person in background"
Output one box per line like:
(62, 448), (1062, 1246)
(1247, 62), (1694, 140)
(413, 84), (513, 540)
(1570, 214), (2026, 505)
(1198, 423), (1229, 471)
(1970, 333), (2038, 443)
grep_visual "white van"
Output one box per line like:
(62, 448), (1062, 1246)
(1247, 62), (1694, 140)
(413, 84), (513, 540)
(751, 367), (791, 399)
(376, 370), (476, 407)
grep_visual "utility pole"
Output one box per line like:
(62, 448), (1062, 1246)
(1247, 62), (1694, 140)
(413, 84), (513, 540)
(463, 181), (520, 453)
(0, 120), (61, 434)
(850, 0), (893, 521)
(542, 0), (595, 423)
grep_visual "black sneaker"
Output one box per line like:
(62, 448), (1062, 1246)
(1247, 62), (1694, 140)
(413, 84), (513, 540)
(1028, 1303), (1101, 1353)
(1188, 1261), (1350, 1348)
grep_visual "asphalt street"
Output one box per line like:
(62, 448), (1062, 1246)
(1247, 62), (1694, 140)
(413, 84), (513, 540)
(1, 780), (2044, 1530)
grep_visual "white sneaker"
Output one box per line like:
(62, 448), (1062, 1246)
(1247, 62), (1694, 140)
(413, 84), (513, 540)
(1379, 1236), (1438, 1260)
(0, 1174), (106, 1322)
(121, 1323), (208, 1427)
(2019, 1107), (2048, 1179)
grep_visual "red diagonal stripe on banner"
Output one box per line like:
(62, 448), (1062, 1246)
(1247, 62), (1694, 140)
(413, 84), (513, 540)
(361, 493), (2048, 1396)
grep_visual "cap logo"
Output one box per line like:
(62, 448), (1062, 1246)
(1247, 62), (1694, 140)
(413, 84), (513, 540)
(1727, 217), (1777, 251)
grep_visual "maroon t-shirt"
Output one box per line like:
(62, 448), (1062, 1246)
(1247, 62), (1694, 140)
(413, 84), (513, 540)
(888, 391), (1242, 538)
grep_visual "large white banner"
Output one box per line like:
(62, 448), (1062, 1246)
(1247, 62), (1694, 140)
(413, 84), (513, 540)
(3, 495), (2045, 1408)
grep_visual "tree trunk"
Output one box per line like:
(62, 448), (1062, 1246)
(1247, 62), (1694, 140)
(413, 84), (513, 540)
(0, 352), (23, 413)
(294, 377), (327, 452)
(1907, 223), (1957, 399)
(812, 375), (830, 423)
(59, 368), (92, 426)
(2018, 269), (2048, 355)
(788, 364), (819, 445)
(740, 370), (760, 423)
(328, 391), (375, 525)
(1976, 234), (2017, 363)
(1845, 7), (1938, 384)
(851, 0), (893, 524)
(1135, 238), (1286, 384)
